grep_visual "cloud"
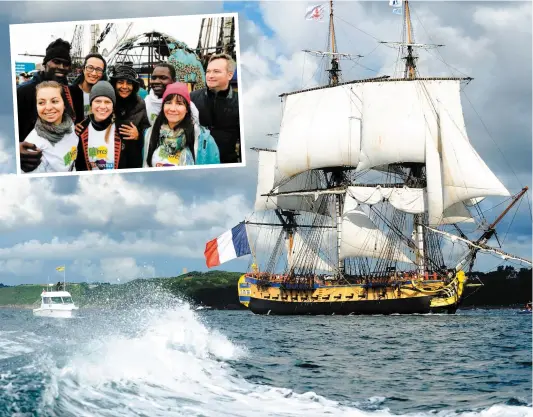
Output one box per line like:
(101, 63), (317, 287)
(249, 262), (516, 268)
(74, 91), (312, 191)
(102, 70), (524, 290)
(0, 136), (12, 173)
(6, 1), (224, 24)
(0, 259), (43, 277)
(72, 257), (156, 283)
(0, 174), (252, 232)
(0, 1), (530, 285)
(0, 230), (194, 261)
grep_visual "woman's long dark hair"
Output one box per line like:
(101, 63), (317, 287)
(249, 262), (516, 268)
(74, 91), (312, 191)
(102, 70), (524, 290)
(147, 94), (195, 167)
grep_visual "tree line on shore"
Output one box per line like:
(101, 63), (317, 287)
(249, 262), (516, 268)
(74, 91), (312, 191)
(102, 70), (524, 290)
(0, 267), (530, 309)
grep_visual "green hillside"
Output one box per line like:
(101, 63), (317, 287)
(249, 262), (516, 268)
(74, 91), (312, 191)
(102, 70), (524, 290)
(0, 271), (245, 310)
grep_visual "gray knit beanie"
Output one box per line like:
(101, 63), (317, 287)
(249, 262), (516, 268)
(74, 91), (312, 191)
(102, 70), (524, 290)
(90, 81), (116, 106)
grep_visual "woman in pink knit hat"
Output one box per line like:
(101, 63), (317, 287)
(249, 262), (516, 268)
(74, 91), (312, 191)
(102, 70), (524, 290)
(143, 82), (220, 167)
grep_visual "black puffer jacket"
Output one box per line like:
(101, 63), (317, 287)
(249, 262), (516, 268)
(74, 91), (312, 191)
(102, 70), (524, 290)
(190, 86), (240, 163)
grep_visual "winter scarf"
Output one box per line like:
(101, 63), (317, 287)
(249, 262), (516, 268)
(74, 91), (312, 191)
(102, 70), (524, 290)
(34, 114), (73, 145)
(158, 124), (194, 165)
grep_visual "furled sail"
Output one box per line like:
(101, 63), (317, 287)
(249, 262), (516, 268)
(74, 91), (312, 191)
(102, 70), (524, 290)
(255, 150), (327, 214)
(287, 232), (334, 271)
(275, 84), (362, 183)
(340, 195), (413, 263)
(346, 186), (426, 214)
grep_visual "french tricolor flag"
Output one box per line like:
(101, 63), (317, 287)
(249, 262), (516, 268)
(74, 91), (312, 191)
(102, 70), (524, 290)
(204, 223), (251, 268)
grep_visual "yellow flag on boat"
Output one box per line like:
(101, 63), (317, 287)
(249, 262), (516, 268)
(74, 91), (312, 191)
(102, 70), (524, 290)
(56, 266), (65, 272)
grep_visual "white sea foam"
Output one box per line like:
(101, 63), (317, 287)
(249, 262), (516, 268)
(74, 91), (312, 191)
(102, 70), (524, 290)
(0, 330), (38, 360)
(33, 304), (531, 417)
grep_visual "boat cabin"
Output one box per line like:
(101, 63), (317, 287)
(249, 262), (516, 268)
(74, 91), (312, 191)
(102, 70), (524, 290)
(40, 291), (75, 305)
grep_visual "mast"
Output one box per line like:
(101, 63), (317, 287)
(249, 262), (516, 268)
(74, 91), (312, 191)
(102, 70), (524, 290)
(403, 1), (417, 79)
(90, 24), (100, 53)
(401, 0), (425, 275)
(327, 0), (340, 85)
(326, 0), (344, 274)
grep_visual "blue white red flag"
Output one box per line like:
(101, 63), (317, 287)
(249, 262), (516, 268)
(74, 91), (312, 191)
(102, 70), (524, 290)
(205, 223), (251, 268)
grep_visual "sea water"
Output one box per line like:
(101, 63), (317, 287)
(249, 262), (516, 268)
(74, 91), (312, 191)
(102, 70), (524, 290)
(0, 294), (530, 417)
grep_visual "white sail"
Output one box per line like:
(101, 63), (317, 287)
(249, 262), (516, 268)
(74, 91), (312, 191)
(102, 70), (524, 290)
(347, 186), (426, 214)
(441, 202), (475, 224)
(357, 80), (441, 171)
(288, 232), (334, 271)
(388, 187), (426, 214)
(343, 189), (359, 216)
(346, 186), (384, 205)
(340, 196), (413, 263)
(465, 197), (485, 206)
(425, 118), (445, 226)
(439, 104), (510, 209)
(275, 84), (362, 183)
(255, 150), (326, 214)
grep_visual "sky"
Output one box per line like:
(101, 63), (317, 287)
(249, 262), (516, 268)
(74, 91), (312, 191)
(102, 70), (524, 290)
(0, 1), (531, 286)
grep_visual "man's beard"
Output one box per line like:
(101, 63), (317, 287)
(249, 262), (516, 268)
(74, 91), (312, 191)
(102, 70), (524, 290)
(43, 68), (68, 84)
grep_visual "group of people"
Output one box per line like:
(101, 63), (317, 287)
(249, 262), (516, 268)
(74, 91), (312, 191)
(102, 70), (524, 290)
(17, 38), (240, 173)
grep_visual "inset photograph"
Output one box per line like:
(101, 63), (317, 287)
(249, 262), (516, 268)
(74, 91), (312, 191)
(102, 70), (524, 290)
(10, 13), (243, 176)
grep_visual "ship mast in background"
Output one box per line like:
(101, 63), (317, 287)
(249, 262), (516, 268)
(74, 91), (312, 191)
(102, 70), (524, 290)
(195, 16), (236, 71)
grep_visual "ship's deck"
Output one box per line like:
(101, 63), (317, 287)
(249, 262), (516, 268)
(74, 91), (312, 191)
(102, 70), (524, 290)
(244, 275), (445, 289)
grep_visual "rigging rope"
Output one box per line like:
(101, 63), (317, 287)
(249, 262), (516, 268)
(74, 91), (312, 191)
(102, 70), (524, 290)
(501, 196), (523, 246)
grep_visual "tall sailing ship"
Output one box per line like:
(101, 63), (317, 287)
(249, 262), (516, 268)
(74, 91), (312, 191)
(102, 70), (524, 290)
(206, 1), (531, 315)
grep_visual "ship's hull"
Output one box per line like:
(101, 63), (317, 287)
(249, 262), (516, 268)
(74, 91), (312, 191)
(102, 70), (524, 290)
(428, 305), (458, 314)
(240, 275), (441, 315)
(248, 294), (431, 315)
(238, 271), (468, 316)
(33, 307), (77, 318)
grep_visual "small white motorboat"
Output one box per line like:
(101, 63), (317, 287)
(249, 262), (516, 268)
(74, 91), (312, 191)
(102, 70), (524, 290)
(33, 289), (79, 318)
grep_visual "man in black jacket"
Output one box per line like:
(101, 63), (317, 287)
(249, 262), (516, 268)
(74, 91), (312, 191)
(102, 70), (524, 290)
(17, 38), (73, 172)
(190, 53), (240, 163)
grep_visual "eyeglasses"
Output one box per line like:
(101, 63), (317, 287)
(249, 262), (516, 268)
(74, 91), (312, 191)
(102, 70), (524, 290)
(85, 65), (104, 75)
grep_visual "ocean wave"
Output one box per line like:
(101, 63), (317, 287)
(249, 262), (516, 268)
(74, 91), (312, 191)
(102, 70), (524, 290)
(25, 301), (528, 417)
(0, 330), (40, 360)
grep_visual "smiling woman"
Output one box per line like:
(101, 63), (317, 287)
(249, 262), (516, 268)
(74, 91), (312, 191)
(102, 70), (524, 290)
(22, 81), (78, 174)
(75, 81), (122, 171)
(144, 82), (220, 167)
